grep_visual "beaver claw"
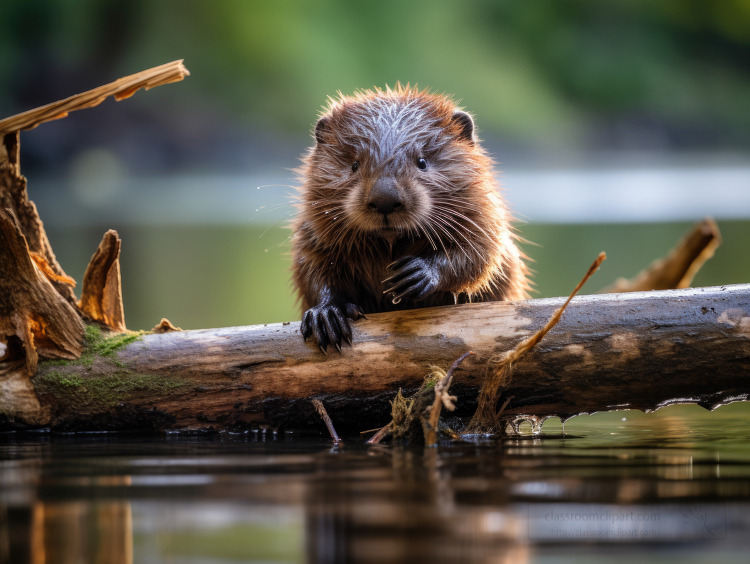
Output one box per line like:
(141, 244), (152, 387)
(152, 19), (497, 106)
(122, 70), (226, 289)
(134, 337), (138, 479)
(383, 256), (439, 304)
(301, 302), (366, 353)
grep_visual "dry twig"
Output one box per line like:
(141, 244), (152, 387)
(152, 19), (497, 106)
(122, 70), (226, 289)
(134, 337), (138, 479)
(366, 422), (394, 445)
(468, 252), (607, 432)
(423, 351), (473, 445)
(312, 399), (342, 444)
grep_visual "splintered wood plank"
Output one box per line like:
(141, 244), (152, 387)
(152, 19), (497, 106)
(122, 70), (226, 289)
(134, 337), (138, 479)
(0, 60), (190, 135)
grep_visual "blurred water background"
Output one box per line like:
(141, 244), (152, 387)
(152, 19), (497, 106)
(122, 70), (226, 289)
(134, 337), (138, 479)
(1, 0), (749, 330)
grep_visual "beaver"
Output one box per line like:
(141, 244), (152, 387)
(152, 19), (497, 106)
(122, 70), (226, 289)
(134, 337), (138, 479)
(291, 85), (530, 352)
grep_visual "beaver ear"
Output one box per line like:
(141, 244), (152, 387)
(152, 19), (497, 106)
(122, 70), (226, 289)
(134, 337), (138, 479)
(451, 111), (475, 144)
(315, 116), (331, 145)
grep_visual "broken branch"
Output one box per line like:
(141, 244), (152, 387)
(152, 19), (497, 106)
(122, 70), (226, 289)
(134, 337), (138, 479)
(0, 209), (84, 375)
(424, 351), (473, 445)
(602, 218), (721, 293)
(79, 230), (126, 332)
(468, 252), (606, 432)
(312, 399), (342, 444)
(0, 60), (190, 135)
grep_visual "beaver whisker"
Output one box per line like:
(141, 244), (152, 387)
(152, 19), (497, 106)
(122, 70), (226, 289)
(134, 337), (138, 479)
(413, 222), (439, 252)
(430, 206), (499, 245)
(430, 196), (491, 215)
(429, 208), (488, 247)
(417, 220), (446, 255)
(424, 214), (479, 264)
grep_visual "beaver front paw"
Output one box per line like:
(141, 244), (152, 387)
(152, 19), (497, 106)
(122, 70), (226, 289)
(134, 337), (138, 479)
(383, 256), (440, 304)
(301, 302), (366, 353)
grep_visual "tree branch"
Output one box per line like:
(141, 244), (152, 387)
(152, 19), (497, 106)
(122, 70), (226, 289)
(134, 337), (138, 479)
(0, 60), (190, 136)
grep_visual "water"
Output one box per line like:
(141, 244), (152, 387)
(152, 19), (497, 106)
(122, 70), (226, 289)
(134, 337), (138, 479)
(3, 403), (750, 563)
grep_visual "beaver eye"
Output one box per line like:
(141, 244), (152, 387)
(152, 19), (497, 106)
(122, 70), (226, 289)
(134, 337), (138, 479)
(351, 161), (360, 173)
(416, 158), (427, 170)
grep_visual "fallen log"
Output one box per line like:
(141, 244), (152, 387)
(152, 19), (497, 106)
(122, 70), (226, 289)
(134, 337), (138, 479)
(2, 283), (747, 433)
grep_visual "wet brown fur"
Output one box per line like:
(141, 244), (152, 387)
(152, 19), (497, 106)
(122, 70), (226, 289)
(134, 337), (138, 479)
(292, 85), (530, 317)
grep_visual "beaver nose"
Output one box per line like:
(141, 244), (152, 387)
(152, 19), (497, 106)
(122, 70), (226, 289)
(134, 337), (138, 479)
(367, 177), (403, 215)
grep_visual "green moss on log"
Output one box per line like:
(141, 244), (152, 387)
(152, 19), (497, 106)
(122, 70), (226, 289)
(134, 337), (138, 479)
(34, 324), (189, 411)
(84, 325), (144, 356)
(37, 324), (145, 369)
(35, 370), (187, 407)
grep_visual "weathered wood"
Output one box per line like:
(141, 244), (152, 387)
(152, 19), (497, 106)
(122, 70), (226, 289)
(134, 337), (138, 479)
(0, 60), (190, 135)
(0, 208), (85, 376)
(79, 230), (126, 332)
(1, 132), (78, 305)
(12, 284), (749, 433)
(1, 61), (190, 381)
(0, 360), (50, 426)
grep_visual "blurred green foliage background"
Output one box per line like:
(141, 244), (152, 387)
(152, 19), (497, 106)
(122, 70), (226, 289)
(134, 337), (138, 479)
(3, 0), (750, 168)
(2, 0), (749, 329)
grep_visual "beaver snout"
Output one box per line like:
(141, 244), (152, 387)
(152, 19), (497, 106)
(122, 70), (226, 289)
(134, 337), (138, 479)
(367, 176), (404, 215)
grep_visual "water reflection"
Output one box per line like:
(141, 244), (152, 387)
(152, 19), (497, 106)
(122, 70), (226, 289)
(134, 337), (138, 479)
(306, 446), (528, 563)
(1, 478), (132, 564)
(2, 403), (750, 563)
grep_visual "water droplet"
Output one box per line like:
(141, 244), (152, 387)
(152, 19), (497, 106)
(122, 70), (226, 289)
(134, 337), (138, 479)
(392, 296), (402, 305)
(531, 417), (543, 435)
(509, 415), (543, 436)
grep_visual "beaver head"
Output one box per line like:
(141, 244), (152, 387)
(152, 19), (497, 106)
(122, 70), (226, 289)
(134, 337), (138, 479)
(301, 85), (497, 247)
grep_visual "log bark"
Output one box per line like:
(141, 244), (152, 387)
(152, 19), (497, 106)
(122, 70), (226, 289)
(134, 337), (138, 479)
(0, 208), (85, 375)
(6, 284), (747, 433)
(1, 132), (78, 305)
